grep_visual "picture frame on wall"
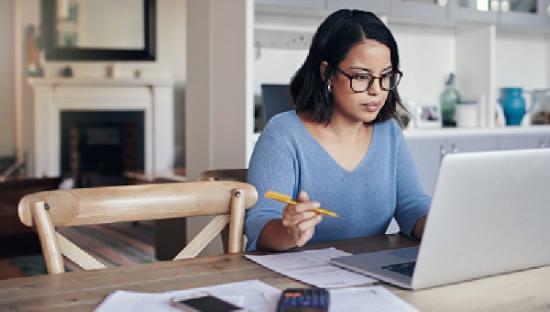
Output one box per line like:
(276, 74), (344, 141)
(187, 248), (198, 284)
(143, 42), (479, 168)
(415, 103), (442, 128)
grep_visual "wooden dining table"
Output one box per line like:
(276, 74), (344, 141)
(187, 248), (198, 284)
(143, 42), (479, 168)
(1, 234), (549, 311)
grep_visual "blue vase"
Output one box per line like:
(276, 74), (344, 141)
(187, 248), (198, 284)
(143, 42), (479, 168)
(499, 87), (526, 126)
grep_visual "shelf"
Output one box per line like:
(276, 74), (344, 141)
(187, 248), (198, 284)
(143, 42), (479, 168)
(27, 77), (174, 87)
(404, 125), (550, 138)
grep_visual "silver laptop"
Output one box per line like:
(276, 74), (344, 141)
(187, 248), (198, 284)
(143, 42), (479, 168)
(331, 149), (550, 290)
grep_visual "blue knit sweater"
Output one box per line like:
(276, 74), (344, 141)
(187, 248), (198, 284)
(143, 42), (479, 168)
(245, 111), (431, 251)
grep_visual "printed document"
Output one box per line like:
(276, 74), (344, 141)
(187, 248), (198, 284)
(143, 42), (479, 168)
(95, 279), (280, 312)
(330, 286), (419, 312)
(246, 247), (376, 288)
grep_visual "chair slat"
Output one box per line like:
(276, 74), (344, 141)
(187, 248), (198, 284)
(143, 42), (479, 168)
(173, 215), (230, 260)
(57, 233), (107, 271)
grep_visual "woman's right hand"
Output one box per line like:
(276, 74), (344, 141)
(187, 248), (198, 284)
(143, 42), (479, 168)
(281, 191), (323, 247)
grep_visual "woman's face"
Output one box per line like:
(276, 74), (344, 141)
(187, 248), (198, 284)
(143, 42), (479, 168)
(329, 39), (392, 123)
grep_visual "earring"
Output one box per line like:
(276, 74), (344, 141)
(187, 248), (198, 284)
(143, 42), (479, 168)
(327, 84), (332, 94)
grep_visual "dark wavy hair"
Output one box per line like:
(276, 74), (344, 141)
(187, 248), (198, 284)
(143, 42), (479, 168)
(290, 9), (405, 125)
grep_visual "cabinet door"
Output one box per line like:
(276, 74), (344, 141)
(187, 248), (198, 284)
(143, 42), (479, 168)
(406, 137), (446, 197)
(498, 0), (547, 27)
(407, 135), (499, 196)
(327, 0), (390, 14)
(448, 135), (500, 154)
(542, 133), (550, 148)
(390, 0), (448, 20)
(498, 134), (548, 150)
(255, 0), (326, 10)
(449, 0), (499, 23)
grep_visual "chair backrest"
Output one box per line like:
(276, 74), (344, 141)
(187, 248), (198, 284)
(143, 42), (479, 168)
(18, 181), (257, 274)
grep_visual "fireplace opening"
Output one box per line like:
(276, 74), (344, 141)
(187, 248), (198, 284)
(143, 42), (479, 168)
(61, 111), (144, 187)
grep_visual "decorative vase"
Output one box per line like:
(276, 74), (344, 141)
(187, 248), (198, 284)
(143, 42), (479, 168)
(499, 87), (526, 126)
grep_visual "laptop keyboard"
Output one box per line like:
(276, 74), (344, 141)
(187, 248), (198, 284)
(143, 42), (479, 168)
(381, 261), (416, 277)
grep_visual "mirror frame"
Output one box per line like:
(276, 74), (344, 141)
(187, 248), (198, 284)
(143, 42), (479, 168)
(41, 0), (156, 61)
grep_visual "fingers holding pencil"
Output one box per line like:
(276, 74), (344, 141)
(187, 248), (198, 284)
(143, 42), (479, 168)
(282, 191), (322, 247)
(265, 190), (339, 218)
(282, 191), (321, 226)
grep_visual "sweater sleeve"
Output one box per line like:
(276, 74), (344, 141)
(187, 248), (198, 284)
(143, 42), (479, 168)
(393, 125), (431, 239)
(245, 130), (298, 251)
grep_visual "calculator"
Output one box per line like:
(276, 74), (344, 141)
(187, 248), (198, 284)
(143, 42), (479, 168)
(276, 288), (330, 312)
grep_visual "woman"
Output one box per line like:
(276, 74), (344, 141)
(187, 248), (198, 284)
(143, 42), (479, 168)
(245, 9), (430, 251)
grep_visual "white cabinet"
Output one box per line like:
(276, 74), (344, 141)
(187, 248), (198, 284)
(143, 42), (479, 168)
(326, 0), (390, 14)
(498, 0), (547, 27)
(390, 0), (448, 21)
(449, 0), (499, 23)
(255, 0), (326, 10)
(406, 131), (550, 197)
(257, 0), (550, 30)
(499, 134), (550, 149)
(406, 135), (499, 196)
(406, 137), (444, 197)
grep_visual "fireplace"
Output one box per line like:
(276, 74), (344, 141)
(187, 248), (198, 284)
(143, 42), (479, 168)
(60, 111), (145, 187)
(28, 77), (174, 179)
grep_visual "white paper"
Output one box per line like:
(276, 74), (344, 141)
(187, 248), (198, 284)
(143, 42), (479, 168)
(246, 247), (376, 288)
(330, 286), (419, 312)
(94, 279), (280, 312)
(94, 278), (418, 312)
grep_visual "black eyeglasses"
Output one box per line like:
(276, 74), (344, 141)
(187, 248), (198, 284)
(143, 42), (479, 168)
(338, 68), (403, 92)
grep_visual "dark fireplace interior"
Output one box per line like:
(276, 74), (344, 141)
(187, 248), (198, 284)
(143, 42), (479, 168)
(61, 111), (145, 187)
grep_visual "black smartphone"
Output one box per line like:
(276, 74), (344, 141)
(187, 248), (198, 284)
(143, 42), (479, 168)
(170, 294), (245, 312)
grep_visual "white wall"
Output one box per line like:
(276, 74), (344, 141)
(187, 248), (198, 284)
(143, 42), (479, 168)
(11, 0), (187, 175)
(186, 0), (254, 179)
(391, 25), (456, 106)
(254, 48), (307, 94)
(0, 0), (15, 156)
(495, 32), (548, 91)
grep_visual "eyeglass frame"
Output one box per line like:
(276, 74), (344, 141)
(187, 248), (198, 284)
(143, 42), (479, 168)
(337, 68), (403, 93)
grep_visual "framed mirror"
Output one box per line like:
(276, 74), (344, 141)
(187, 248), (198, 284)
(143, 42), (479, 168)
(41, 0), (156, 60)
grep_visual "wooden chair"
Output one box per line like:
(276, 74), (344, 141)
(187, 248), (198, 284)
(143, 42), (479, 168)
(18, 181), (257, 274)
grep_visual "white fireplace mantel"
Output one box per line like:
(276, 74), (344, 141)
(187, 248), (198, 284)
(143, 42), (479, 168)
(28, 77), (174, 178)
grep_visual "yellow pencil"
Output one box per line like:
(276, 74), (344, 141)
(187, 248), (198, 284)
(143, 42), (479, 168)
(264, 191), (339, 218)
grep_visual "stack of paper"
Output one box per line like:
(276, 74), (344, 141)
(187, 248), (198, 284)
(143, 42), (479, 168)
(246, 247), (376, 288)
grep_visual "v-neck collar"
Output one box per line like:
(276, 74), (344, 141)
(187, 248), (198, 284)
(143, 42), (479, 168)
(291, 111), (376, 174)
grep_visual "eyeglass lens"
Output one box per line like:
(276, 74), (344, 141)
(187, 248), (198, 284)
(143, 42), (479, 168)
(350, 72), (401, 92)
